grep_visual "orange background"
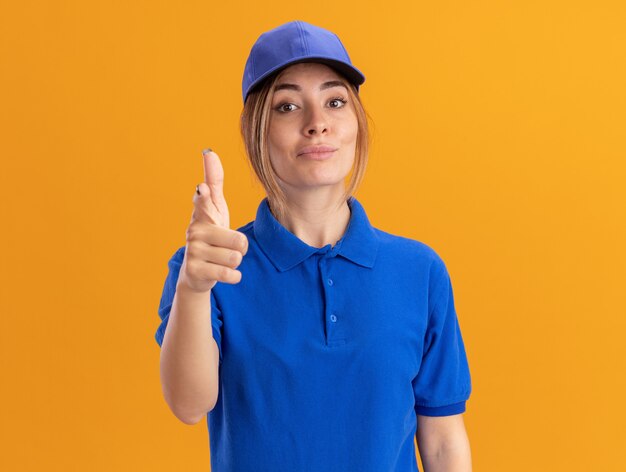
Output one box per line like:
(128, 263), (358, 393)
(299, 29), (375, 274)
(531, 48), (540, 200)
(1, 1), (625, 470)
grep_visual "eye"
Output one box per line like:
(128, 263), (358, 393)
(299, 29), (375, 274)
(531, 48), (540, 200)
(328, 97), (348, 108)
(275, 102), (298, 113)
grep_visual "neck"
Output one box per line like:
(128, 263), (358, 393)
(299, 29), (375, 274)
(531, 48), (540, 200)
(272, 187), (351, 249)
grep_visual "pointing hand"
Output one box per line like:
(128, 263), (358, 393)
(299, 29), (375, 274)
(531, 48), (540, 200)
(178, 149), (249, 292)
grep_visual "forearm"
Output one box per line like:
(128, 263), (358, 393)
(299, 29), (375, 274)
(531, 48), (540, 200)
(159, 281), (219, 424)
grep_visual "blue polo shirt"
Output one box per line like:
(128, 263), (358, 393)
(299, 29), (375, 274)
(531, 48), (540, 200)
(155, 196), (471, 471)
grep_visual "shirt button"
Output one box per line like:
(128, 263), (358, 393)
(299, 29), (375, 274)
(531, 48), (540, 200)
(327, 278), (334, 286)
(330, 314), (337, 322)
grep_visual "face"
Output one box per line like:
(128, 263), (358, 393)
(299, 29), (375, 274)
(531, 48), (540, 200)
(267, 62), (358, 194)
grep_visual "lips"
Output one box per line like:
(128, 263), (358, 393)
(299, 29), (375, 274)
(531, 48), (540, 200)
(297, 145), (338, 156)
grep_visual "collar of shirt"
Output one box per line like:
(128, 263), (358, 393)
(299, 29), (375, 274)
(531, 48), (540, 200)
(253, 196), (380, 272)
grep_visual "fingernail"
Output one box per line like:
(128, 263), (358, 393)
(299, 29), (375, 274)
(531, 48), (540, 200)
(202, 148), (213, 155)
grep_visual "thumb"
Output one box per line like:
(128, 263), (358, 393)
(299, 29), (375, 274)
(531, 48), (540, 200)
(201, 148), (229, 227)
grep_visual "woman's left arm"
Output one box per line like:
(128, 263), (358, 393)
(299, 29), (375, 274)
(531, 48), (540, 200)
(416, 413), (472, 472)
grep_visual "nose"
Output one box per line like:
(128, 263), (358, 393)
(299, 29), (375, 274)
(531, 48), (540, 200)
(303, 105), (329, 136)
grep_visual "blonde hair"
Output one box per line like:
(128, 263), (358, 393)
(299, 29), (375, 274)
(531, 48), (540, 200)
(239, 64), (371, 224)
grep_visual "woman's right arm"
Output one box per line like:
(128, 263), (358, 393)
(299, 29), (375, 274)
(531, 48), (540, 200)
(159, 282), (221, 424)
(159, 149), (248, 425)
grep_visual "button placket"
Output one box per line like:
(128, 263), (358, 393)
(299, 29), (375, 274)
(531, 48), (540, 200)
(318, 253), (343, 346)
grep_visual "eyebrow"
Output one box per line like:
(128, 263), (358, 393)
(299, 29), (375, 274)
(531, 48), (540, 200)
(273, 80), (348, 93)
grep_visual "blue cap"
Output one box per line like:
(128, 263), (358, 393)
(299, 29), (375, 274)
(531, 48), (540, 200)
(242, 20), (366, 103)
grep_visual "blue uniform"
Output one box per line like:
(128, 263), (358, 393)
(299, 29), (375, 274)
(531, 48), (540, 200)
(156, 196), (472, 471)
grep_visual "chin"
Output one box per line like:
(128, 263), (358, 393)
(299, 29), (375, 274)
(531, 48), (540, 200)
(301, 176), (350, 189)
(278, 172), (345, 189)
(276, 159), (354, 189)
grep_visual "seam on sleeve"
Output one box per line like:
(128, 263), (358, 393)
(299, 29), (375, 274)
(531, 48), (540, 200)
(415, 401), (466, 417)
(427, 256), (450, 324)
(414, 387), (471, 409)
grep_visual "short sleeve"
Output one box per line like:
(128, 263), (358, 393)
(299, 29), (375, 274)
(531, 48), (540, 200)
(154, 246), (224, 363)
(412, 255), (472, 417)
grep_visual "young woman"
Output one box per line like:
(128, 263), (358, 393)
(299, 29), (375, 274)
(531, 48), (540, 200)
(156, 20), (472, 472)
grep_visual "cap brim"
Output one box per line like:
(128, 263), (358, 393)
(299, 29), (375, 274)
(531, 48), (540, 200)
(245, 56), (365, 100)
